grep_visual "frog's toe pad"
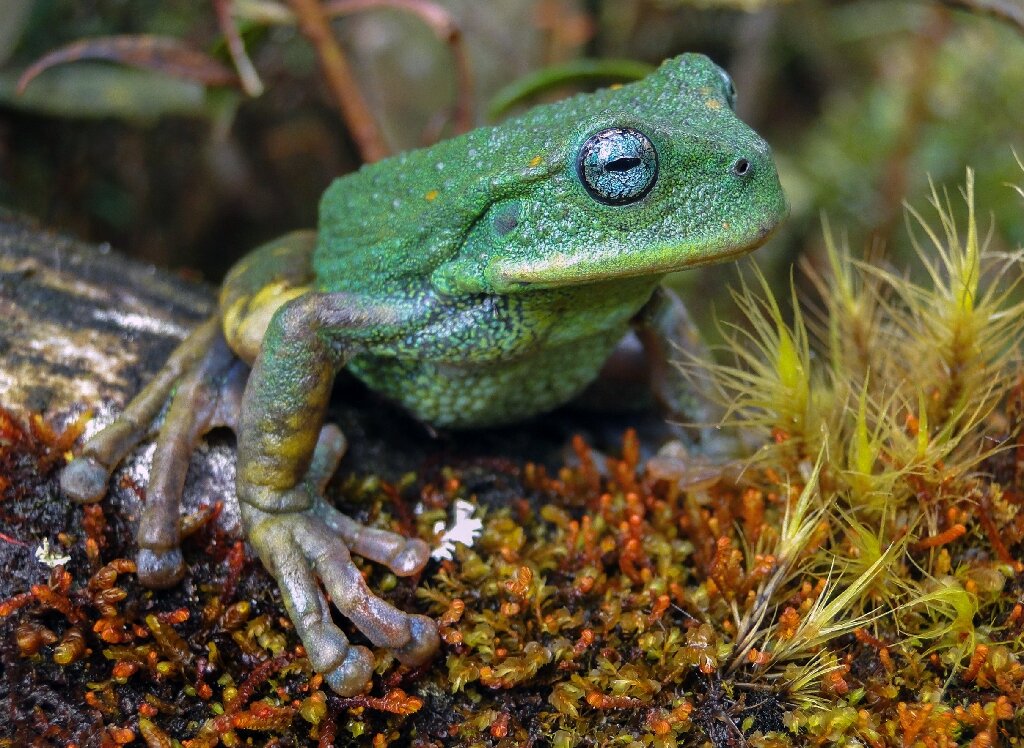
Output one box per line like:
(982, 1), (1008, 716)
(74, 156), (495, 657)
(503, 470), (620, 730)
(60, 457), (111, 503)
(136, 547), (186, 589)
(323, 644), (375, 696)
(392, 539), (431, 576)
(395, 614), (440, 667)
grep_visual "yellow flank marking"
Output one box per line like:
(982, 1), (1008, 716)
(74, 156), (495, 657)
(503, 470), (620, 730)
(609, 83), (623, 90)
(705, 99), (721, 110)
(223, 296), (249, 339)
(529, 155), (543, 167)
(243, 462), (300, 490)
(225, 282), (311, 360)
(250, 280), (299, 313)
(425, 189), (439, 202)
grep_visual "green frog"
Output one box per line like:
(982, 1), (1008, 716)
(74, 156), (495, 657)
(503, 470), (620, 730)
(60, 53), (786, 695)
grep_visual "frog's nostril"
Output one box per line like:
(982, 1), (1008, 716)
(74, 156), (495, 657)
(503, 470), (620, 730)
(731, 157), (751, 177)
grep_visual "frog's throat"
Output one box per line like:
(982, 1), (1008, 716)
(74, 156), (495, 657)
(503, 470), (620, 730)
(486, 224), (777, 291)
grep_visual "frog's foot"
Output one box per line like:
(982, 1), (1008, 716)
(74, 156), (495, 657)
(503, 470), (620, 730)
(61, 318), (248, 588)
(240, 476), (438, 695)
(243, 502), (439, 694)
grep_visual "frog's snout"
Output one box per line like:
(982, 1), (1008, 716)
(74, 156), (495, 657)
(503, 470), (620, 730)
(725, 137), (771, 182)
(726, 137), (787, 222)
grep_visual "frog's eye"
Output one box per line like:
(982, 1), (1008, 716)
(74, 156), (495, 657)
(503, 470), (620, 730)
(577, 127), (658, 206)
(718, 67), (737, 110)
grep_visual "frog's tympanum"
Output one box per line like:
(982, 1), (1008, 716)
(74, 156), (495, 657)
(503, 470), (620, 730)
(61, 54), (787, 695)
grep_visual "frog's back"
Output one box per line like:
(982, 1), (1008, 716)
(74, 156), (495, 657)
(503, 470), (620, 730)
(312, 126), (496, 296)
(311, 111), (565, 296)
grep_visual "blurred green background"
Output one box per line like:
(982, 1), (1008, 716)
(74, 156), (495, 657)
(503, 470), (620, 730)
(0, 0), (1022, 310)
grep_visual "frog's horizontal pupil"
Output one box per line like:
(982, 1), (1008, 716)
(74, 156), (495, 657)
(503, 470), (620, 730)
(605, 157), (642, 173)
(577, 127), (657, 205)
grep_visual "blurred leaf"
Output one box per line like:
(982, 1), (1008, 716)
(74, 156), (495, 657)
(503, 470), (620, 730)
(0, 63), (238, 122)
(16, 35), (239, 95)
(0, 0), (35, 68)
(487, 58), (655, 120)
(652, 0), (795, 8)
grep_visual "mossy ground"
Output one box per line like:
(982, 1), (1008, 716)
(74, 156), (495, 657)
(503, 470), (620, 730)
(2, 172), (1023, 746)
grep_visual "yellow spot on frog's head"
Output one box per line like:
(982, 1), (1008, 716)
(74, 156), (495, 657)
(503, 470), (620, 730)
(722, 221), (731, 230)
(705, 99), (722, 111)
(529, 155), (543, 168)
(425, 190), (439, 202)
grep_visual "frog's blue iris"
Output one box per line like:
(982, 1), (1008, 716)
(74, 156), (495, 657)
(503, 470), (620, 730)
(577, 127), (657, 205)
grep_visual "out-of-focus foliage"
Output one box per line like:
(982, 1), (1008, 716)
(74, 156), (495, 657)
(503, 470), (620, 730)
(0, 0), (34, 68)
(781, 1), (1024, 260)
(0, 64), (235, 121)
(654, 0), (797, 9)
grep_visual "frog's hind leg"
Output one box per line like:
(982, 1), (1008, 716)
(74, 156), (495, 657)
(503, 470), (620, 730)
(133, 332), (247, 587)
(62, 321), (247, 588)
(61, 316), (222, 503)
(630, 285), (718, 424)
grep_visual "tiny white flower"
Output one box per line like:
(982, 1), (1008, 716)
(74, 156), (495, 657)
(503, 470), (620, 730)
(431, 499), (483, 561)
(35, 538), (71, 568)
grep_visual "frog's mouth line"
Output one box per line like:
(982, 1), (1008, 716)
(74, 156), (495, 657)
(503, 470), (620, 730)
(489, 219), (781, 291)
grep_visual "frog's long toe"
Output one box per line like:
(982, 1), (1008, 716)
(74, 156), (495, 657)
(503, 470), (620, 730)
(323, 643), (376, 697)
(60, 456), (113, 503)
(62, 319), (247, 594)
(394, 612), (441, 666)
(314, 498), (431, 577)
(133, 335), (242, 586)
(305, 428), (432, 577)
(135, 547), (186, 588)
(300, 517), (439, 656)
(391, 542), (432, 576)
(60, 318), (222, 502)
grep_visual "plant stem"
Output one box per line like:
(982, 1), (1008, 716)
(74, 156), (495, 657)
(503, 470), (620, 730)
(287, 0), (390, 162)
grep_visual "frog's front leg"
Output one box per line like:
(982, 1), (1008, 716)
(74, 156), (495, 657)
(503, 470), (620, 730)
(236, 291), (438, 696)
(631, 285), (723, 430)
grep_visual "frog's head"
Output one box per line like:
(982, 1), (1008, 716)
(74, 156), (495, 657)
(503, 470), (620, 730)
(431, 53), (787, 295)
